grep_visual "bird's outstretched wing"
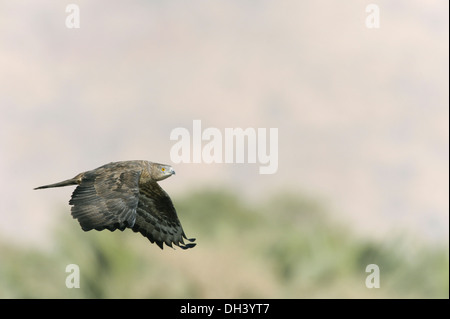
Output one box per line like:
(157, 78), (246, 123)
(69, 162), (141, 232)
(132, 180), (196, 249)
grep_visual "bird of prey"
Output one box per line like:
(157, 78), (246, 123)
(34, 160), (196, 250)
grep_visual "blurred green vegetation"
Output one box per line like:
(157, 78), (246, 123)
(1, 189), (448, 298)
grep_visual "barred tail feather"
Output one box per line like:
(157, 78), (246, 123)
(34, 173), (83, 190)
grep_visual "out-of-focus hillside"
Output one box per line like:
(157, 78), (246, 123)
(1, 0), (448, 247)
(1, 189), (448, 298)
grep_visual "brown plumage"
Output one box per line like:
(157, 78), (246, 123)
(34, 160), (196, 250)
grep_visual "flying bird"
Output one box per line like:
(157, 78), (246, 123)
(34, 160), (196, 250)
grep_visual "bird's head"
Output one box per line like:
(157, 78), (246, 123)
(151, 163), (176, 181)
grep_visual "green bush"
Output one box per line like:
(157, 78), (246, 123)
(0, 189), (448, 298)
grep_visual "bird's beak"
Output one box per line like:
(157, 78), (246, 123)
(170, 167), (176, 175)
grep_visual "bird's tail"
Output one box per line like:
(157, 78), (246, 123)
(34, 173), (83, 190)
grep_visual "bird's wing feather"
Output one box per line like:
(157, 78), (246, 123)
(69, 162), (142, 231)
(132, 180), (196, 249)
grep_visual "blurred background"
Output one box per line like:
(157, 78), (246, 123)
(0, 0), (448, 298)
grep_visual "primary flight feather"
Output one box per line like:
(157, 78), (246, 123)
(34, 160), (196, 250)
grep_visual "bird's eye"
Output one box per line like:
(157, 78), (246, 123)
(161, 168), (165, 172)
